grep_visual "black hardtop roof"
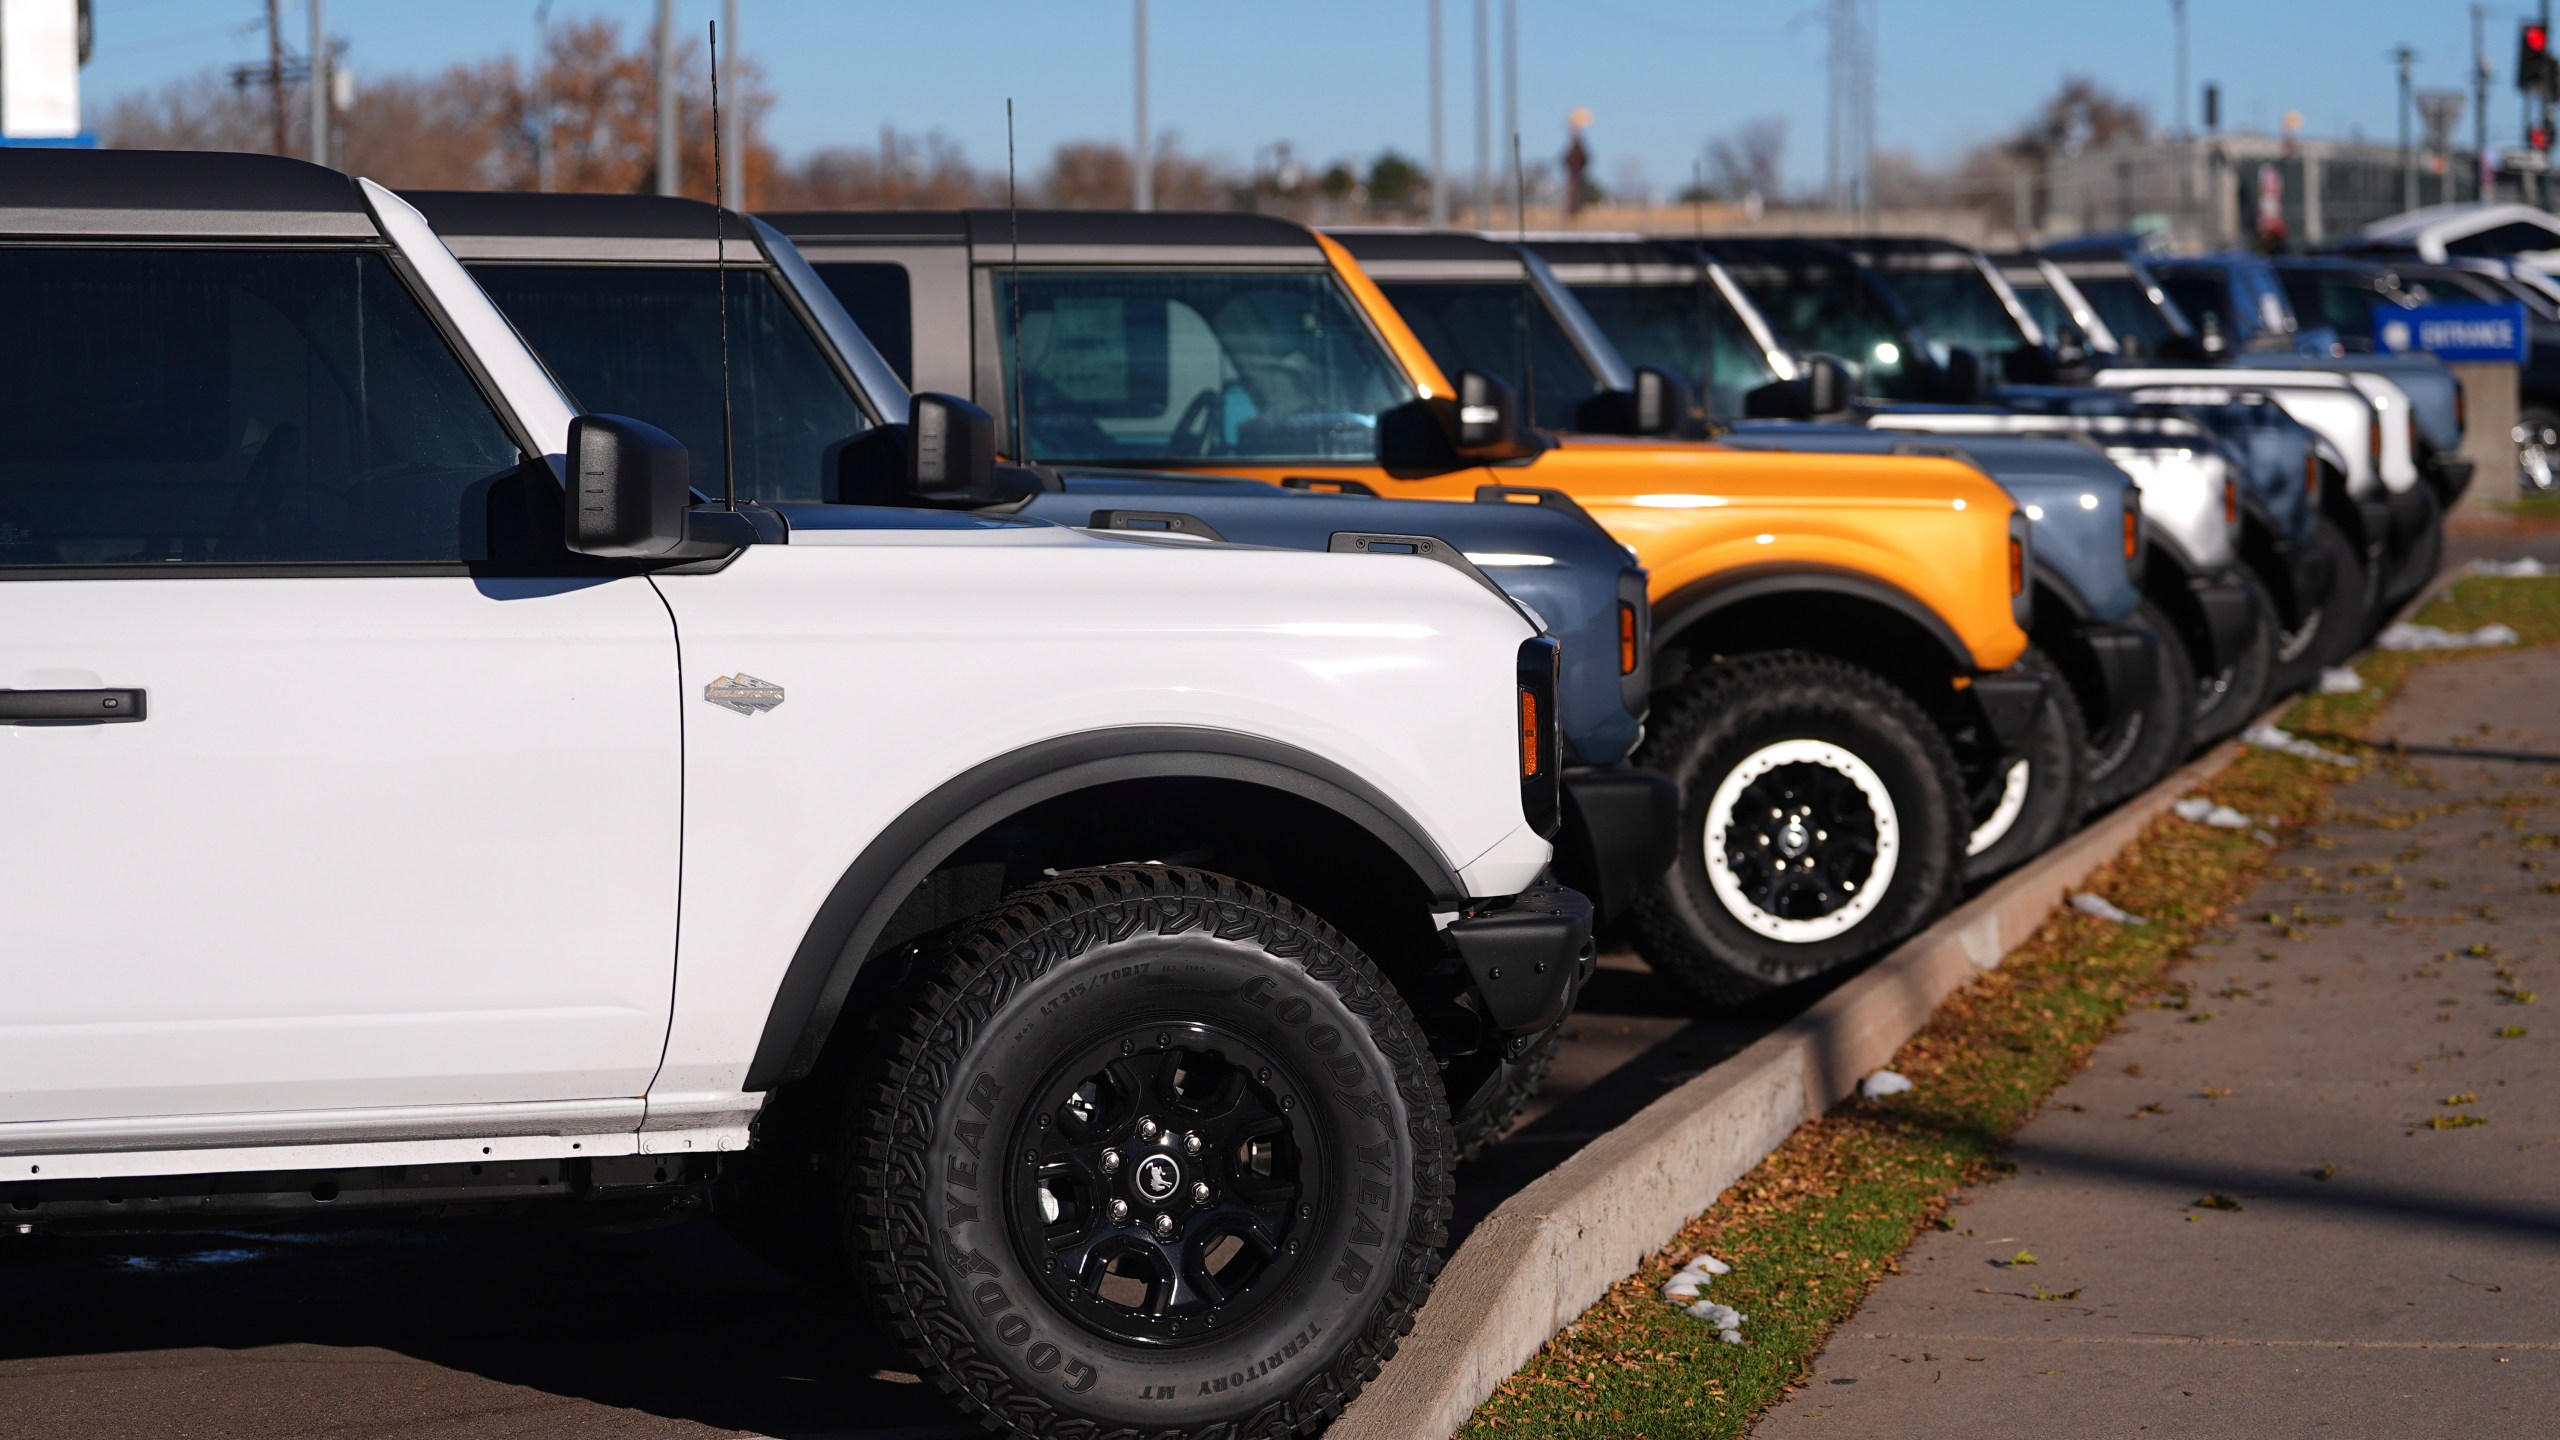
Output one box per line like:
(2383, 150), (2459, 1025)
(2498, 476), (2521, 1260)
(0, 147), (376, 237)
(766, 207), (1324, 255)
(404, 188), (749, 240)
(1524, 235), (1698, 267)
(1329, 229), (1525, 264)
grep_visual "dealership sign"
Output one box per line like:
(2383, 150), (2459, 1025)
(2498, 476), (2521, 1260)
(2374, 301), (2530, 363)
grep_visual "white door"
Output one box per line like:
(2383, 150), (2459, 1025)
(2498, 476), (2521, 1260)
(0, 244), (682, 1133)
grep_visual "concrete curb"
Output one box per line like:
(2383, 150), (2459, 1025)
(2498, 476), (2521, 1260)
(1332, 739), (2249, 1440)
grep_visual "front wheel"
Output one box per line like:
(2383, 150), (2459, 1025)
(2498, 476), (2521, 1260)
(1962, 647), (2088, 885)
(2268, 517), (2371, 694)
(849, 866), (1450, 1439)
(2085, 600), (2197, 812)
(1631, 651), (1965, 1005)
(2190, 572), (2277, 748)
(2381, 484), (2445, 614)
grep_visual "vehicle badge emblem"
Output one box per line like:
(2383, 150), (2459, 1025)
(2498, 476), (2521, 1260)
(703, 673), (785, 716)
(1134, 1154), (1181, 1203)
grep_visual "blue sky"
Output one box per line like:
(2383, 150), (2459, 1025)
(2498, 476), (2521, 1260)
(85, 1), (2522, 194)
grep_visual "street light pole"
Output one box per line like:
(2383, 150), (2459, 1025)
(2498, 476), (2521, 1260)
(1473, 0), (1489, 226)
(2476, 4), (2492, 200)
(307, 0), (326, 165)
(2172, 0), (2190, 238)
(720, 0), (743, 208)
(533, 0), (554, 191)
(1429, 0), (1448, 227)
(2395, 43), (2416, 212)
(655, 0), (678, 197)
(1133, 0), (1151, 211)
(1502, 0), (1517, 217)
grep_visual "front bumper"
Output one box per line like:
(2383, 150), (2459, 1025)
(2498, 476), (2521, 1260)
(1554, 765), (1680, 927)
(1970, 666), (2051, 761)
(2281, 539), (2335, 629)
(1447, 882), (1597, 1038)
(2076, 621), (2159, 735)
(2387, 483), (2438, 551)
(2430, 455), (2476, 504)
(2190, 573), (2259, 672)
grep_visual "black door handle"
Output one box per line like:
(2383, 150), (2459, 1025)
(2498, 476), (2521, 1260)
(0, 688), (147, 724)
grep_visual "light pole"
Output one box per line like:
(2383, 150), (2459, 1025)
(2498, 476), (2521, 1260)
(2476, 4), (2492, 199)
(1502, 0), (1517, 217)
(2172, 0), (2190, 238)
(1473, 0), (1489, 226)
(1133, 0), (1151, 211)
(720, 0), (743, 209)
(533, 0), (554, 191)
(2395, 43), (2417, 213)
(307, 0), (327, 166)
(1429, 0), (1448, 227)
(654, 0), (677, 197)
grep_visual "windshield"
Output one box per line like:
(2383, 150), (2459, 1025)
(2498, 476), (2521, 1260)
(2003, 273), (2084, 350)
(2277, 271), (2389, 346)
(1377, 280), (1606, 432)
(1870, 263), (2035, 364)
(994, 270), (1413, 464)
(473, 264), (869, 503)
(1568, 280), (1781, 418)
(1722, 261), (1931, 401)
(2070, 274), (2188, 354)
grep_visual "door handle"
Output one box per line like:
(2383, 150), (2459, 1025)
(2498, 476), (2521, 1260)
(0, 688), (147, 724)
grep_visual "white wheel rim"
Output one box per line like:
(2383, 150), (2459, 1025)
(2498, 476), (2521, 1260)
(1703, 738), (1900, 944)
(1966, 759), (2032, 858)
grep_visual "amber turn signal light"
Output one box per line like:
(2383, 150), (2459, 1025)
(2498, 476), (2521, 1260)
(2007, 536), (2025, 596)
(2122, 507), (2139, 560)
(1618, 601), (1639, 676)
(1518, 688), (1541, 778)
(2303, 449), (2319, 500)
(2223, 478), (2238, 527)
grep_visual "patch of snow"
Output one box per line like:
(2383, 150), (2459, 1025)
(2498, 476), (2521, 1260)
(2071, 892), (2146, 925)
(2471, 557), (2551, 577)
(1685, 1300), (1744, 1329)
(1662, 1273), (1704, 1300)
(2375, 621), (2520, 651)
(1859, 1069), (1915, 1099)
(1721, 1328), (1745, 1344)
(2242, 723), (2357, 766)
(1686, 1253), (1732, 1275)
(2172, 797), (2253, 828)
(2318, 666), (2366, 694)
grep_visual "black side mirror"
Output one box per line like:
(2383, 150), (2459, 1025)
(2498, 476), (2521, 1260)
(2001, 343), (2059, 386)
(567, 414), (694, 557)
(1740, 352), (1853, 421)
(2156, 332), (2205, 363)
(1572, 367), (1696, 437)
(1942, 345), (1987, 404)
(1453, 369), (1532, 458)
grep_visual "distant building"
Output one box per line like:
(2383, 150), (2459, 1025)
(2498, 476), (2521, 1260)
(2040, 130), (2539, 251)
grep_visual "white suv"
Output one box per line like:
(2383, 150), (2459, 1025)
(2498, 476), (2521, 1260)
(0, 150), (1591, 1439)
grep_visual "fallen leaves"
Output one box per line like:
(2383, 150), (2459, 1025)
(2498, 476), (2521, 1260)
(2192, 1192), (2244, 1212)
(2426, 1114), (2490, 1130)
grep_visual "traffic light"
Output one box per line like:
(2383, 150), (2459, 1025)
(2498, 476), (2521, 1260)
(2522, 21), (2558, 100)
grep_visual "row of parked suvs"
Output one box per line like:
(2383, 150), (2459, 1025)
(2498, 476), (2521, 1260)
(0, 147), (2460, 1440)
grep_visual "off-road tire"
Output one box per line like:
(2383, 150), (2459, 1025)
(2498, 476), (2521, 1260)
(1961, 646), (2089, 886)
(2085, 600), (2198, 813)
(2268, 517), (2370, 695)
(1450, 1029), (1558, 1164)
(846, 865), (1451, 1439)
(2189, 571), (2277, 749)
(1630, 651), (1966, 1005)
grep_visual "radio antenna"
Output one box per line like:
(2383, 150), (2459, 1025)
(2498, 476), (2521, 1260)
(1006, 98), (1026, 464)
(1512, 131), (1533, 424)
(710, 19), (736, 510)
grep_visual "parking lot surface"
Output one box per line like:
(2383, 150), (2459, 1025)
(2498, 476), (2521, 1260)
(1758, 645), (2560, 1437)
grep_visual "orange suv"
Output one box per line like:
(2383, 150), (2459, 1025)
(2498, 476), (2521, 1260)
(771, 208), (2035, 1003)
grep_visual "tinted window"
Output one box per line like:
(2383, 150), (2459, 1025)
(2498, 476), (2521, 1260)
(2004, 274), (2079, 348)
(2278, 271), (2383, 343)
(1871, 264), (2033, 363)
(994, 270), (1412, 464)
(1724, 264), (1931, 401)
(474, 264), (868, 504)
(0, 247), (520, 566)
(811, 262), (914, 384)
(2443, 221), (2560, 258)
(2160, 274), (2231, 339)
(2072, 274), (2187, 353)
(1569, 280), (1780, 419)
(1379, 281), (1605, 432)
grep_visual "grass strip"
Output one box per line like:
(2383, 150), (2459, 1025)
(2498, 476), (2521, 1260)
(1461, 574), (2560, 1439)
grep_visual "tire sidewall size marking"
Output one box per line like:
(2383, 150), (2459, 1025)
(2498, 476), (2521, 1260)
(898, 923), (1419, 1429)
(1703, 737), (1899, 944)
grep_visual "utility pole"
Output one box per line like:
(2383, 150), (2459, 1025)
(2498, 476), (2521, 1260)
(1428, 0), (1448, 227)
(307, 0), (326, 165)
(534, 0), (555, 191)
(2173, 0), (2190, 239)
(2395, 43), (2417, 212)
(654, 0), (678, 197)
(2477, 4), (2493, 200)
(264, 0), (286, 155)
(1502, 0), (1517, 217)
(720, 0), (743, 208)
(1133, 0), (1151, 211)
(1472, 0), (1489, 226)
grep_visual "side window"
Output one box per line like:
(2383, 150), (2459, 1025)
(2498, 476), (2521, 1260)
(2444, 221), (2560, 258)
(1377, 281), (1607, 431)
(473, 264), (870, 505)
(2160, 275), (2229, 339)
(0, 247), (523, 566)
(811, 262), (914, 385)
(1569, 282), (1779, 421)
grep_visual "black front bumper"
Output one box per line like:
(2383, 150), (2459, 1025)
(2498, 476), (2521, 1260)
(2190, 573), (2259, 672)
(1553, 765), (1680, 927)
(2387, 483), (2438, 550)
(2075, 621), (2159, 735)
(2431, 455), (2476, 504)
(1446, 882), (1597, 1038)
(1970, 666), (2051, 760)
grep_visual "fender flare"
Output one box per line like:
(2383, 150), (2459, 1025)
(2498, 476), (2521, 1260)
(1651, 563), (1978, 673)
(744, 726), (1468, 1089)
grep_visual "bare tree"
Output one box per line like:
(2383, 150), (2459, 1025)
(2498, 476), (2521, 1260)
(1704, 117), (1786, 203)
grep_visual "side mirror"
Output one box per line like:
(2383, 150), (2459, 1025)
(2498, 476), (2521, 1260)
(567, 413), (693, 557)
(1740, 353), (1852, 421)
(1942, 345), (1987, 404)
(2001, 343), (2059, 386)
(1453, 369), (1530, 457)
(1630, 366), (1695, 436)
(910, 392), (999, 501)
(2155, 332), (2205, 363)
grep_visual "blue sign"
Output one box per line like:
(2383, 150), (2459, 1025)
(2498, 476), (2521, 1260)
(2373, 301), (2530, 363)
